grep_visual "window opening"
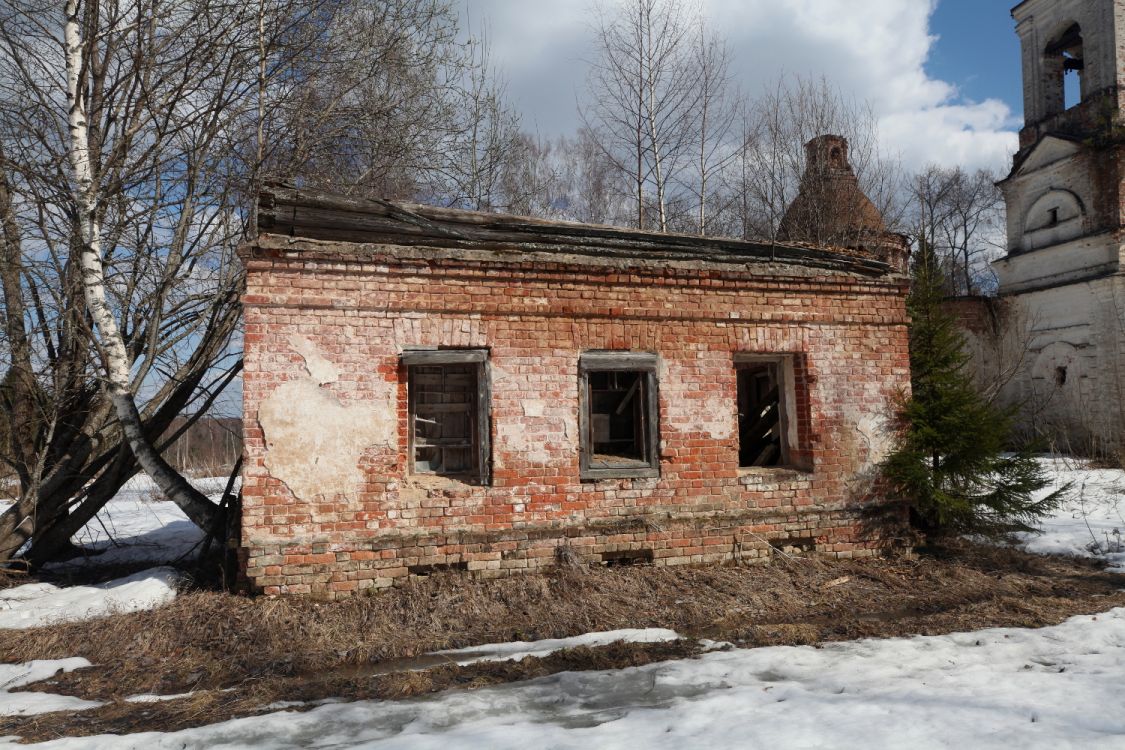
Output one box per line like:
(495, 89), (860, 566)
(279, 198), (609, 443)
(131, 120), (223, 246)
(1055, 366), (1068, 387)
(579, 352), (659, 480)
(589, 370), (648, 464)
(1048, 207), (1060, 227)
(1045, 23), (1084, 112)
(404, 350), (490, 483)
(737, 361), (789, 468)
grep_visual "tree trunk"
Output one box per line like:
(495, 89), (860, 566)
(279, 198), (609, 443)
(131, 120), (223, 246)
(64, 0), (220, 534)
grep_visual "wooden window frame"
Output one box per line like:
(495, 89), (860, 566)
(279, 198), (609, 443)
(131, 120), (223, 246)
(578, 351), (660, 481)
(734, 353), (797, 469)
(402, 349), (491, 484)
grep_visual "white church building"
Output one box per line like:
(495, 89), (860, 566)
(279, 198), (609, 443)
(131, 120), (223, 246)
(961, 0), (1125, 455)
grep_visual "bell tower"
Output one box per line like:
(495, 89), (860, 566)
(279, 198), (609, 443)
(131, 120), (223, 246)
(1013, 0), (1125, 151)
(999, 0), (1125, 272)
(981, 0), (1125, 452)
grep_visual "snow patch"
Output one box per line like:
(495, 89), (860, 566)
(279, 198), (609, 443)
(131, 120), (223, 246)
(0, 567), (182, 629)
(125, 692), (195, 704)
(0, 659), (102, 717)
(432, 628), (682, 665)
(1017, 458), (1125, 572)
(9, 611), (1125, 747)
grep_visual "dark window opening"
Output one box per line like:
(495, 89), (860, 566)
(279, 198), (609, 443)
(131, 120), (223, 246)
(579, 352), (659, 480)
(408, 561), (469, 577)
(404, 350), (490, 483)
(737, 360), (790, 468)
(1064, 53), (1083, 109)
(1045, 23), (1084, 112)
(601, 549), (654, 567)
(1055, 366), (1068, 387)
(589, 370), (648, 464)
(1048, 207), (1060, 227)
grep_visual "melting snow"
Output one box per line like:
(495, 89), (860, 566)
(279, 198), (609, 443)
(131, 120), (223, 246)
(431, 628), (682, 665)
(0, 660), (101, 717)
(0, 567), (182, 629)
(1017, 458), (1125, 572)
(5, 610), (1125, 748)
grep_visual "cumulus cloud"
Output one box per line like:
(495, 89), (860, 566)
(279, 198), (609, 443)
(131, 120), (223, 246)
(460, 0), (1020, 174)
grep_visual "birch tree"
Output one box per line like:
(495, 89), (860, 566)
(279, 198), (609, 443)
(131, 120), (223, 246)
(582, 0), (702, 231)
(62, 0), (222, 531)
(0, 0), (293, 563)
(686, 18), (738, 235)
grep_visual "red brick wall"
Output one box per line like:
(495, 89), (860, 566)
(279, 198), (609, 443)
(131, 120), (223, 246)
(241, 244), (911, 597)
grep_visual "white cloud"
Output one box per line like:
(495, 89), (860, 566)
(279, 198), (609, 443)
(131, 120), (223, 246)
(461, 0), (1020, 174)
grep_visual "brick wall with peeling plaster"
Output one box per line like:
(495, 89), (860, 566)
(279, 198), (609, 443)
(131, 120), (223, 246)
(238, 226), (912, 599)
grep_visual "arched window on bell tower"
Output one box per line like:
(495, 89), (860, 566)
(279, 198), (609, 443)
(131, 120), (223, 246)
(1043, 23), (1085, 116)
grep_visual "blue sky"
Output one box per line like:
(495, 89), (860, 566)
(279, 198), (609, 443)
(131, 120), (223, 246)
(461, 0), (1025, 174)
(928, 0), (1022, 117)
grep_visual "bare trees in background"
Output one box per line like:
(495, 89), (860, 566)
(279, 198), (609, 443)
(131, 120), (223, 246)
(576, 0), (903, 240)
(582, 0), (704, 231)
(911, 166), (1005, 296)
(265, 0), (461, 198)
(688, 21), (738, 236)
(440, 32), (524, 211)
(263, 0), (524, 211)
(723, 75), (907, 242)
(500, 128), (632, 225)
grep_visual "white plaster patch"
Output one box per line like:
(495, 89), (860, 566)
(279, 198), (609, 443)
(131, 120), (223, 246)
(854, 413), (894, 470)
(289, 335), (339, 385)
(495, 419), (558, 467)
(259, 340), (395, 501)
(523, 400), (545, 417)
(661, 359), (736, 441)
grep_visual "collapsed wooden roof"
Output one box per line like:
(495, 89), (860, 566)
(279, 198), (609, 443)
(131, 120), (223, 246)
(255, 183), (902, 278)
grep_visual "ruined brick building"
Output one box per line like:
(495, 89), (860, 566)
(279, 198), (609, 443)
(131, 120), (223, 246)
(239, 144), (910, 597)
(960, 0), (1125, 454)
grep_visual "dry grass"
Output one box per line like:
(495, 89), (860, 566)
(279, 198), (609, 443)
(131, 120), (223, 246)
(2, 542), (1125, 742)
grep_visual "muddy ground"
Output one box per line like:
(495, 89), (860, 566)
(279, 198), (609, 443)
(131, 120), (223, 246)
(2, 541), (1124, 742)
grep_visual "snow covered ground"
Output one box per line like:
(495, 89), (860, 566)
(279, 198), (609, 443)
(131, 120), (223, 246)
(1, 460), (1125, 747)
(0, 475), (222, 629)
(43, 476), (230, 570)
(5, 609), (1125, 749)
(1017, 458), (1125, 573)
(0, 475), (232, 572)
(0, 567), (182, 629)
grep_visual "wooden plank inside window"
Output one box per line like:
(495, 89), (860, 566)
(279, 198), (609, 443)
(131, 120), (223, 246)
(579, 352), (660, 480)
(409, 363), (478, 477)
(737, 362), (787, 467)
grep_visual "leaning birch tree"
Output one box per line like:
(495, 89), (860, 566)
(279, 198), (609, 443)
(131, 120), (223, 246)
(0, 0), (289, 563)
(62, 0), (219, 530)
(1, 0), (518, 565)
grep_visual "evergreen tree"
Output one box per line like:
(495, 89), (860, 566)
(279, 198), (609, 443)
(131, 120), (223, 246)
(884, 241), (1066, 538)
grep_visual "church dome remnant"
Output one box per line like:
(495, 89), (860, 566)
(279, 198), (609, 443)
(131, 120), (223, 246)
(778, 134), (905, 269)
